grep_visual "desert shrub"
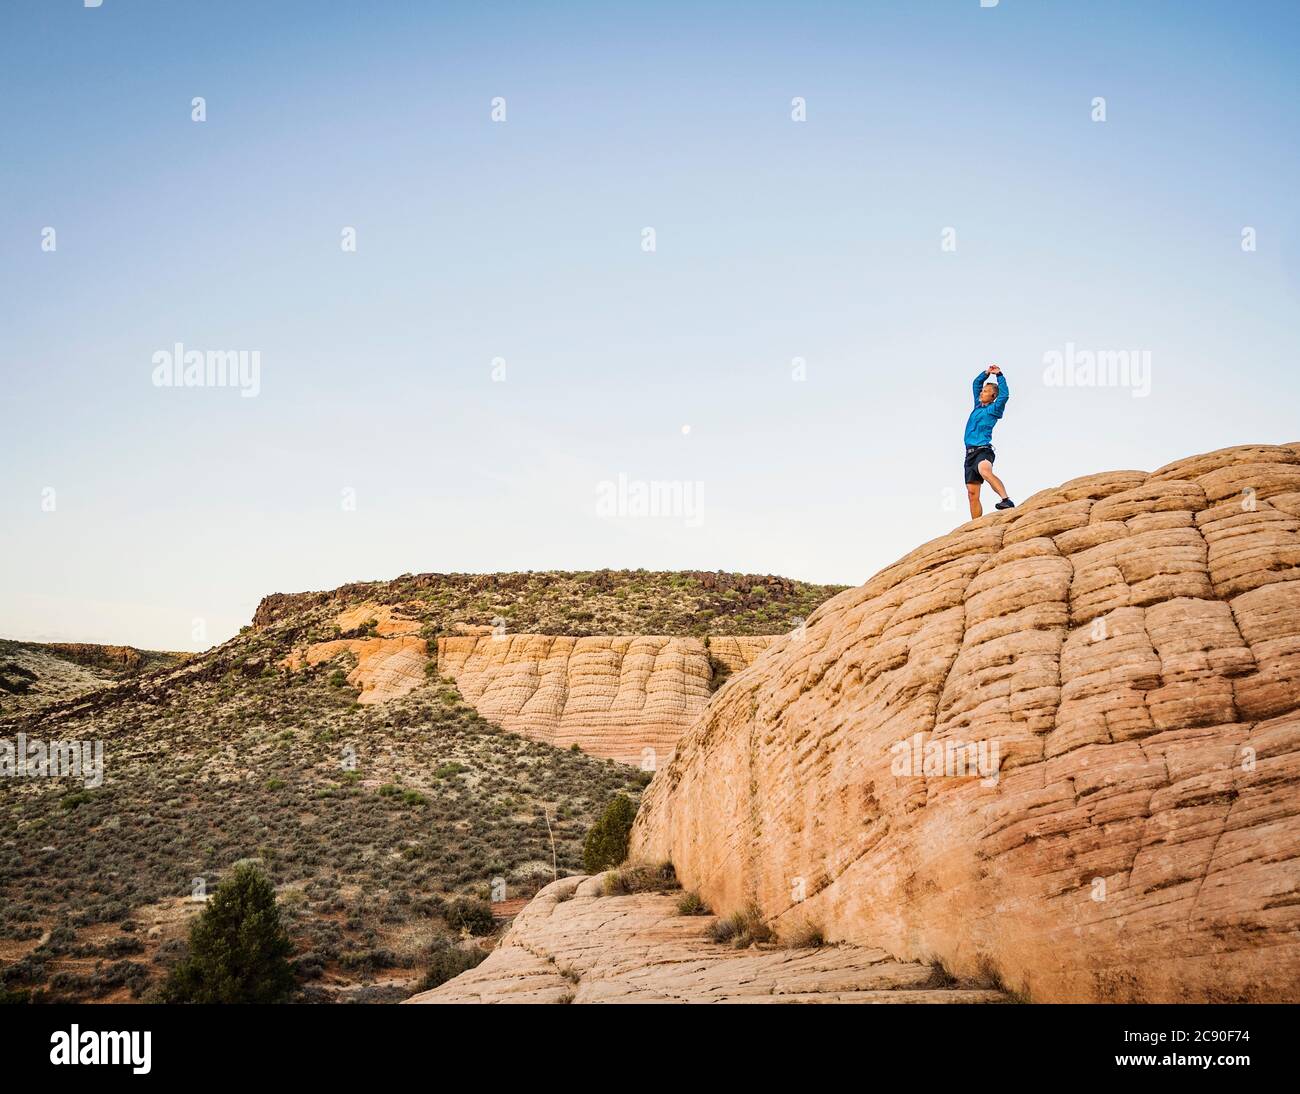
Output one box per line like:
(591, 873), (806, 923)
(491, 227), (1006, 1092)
(782, 921), (825, 948)
(1, 954), (48, 987)
(69, 935), (145, 959)
(40, 923), (77, 953)
(602, 861), (676, 895)
(159, 863), (295, 1003)
(416, 943), (488, 992)
(707, 904), (772, 948)
(340, 947), (397, 973)
(707, 915), (739, 944)
(444, 897), (496, 937)
(677, 891), (709, 916)
(50, 959), (150, 999)
(293, 952), (326, 980)
(582, 794), (636, 873)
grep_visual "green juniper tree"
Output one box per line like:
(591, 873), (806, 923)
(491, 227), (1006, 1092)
(582, 793), (637, 873)
(161, 863), (295, 1003)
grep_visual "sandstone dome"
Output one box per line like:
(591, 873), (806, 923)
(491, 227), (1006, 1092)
(632, 443), (1300, 1002)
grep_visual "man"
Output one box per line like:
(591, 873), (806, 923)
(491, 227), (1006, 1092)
(964, 365), (1014, 518)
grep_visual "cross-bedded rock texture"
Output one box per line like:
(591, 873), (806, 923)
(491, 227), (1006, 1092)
(281, 636), (429, 705)
(436, 634), (777, 765)
(631, 444), (1300, 1003)
(278, 603), (429, 705)
(405, 873), (1008, 1004)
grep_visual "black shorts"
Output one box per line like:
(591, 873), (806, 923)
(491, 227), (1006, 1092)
(964, 445), (995, 485)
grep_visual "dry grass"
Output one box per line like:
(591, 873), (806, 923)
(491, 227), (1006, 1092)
(707, 903), (773, 948)
(602, 862), (678, 896)
(781, 921), (826, 949)
(676, 891), (710, 916)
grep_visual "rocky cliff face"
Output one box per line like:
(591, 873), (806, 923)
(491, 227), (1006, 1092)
(436, 635), (777, 765)
(631, 444), (1300, 1003)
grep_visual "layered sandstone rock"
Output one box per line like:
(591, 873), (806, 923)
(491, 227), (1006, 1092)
(436, 634), (776, 765)
(281, 636), (428, 705)
(632, 443), (1300, 1003)
(406, 873), (1008, 1004)
(334, 602), (422, 637)
(707, 636), (778, 676)
(278, 604), (428, 704)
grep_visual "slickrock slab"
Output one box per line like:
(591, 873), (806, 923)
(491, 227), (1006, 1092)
(405, 874), (1007, 1004)
(281, 636), (428, 704)
(436, 635), (777, 765)
(632, 443), (1300, 1003)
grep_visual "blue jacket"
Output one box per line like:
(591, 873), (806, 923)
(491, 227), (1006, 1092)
(964, 370), (1008, 447)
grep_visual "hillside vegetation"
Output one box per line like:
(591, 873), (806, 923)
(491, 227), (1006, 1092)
(0, 640), (188, 718)
(253, 569), (846, 642)
(0, 570), (845, 1003)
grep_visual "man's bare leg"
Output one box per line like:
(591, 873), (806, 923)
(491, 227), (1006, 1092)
(978, 460), (1008, 502)
(967, 482), (982, 519)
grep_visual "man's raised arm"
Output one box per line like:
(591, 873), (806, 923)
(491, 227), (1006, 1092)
(972, 369), (989, 407)
(991, 372), (1009, 417)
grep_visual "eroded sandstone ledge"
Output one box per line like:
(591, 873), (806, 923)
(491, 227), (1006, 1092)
(631, 443), (1300, 1003)
(280, 604), (430, 705)
(405, 873), (1008, 1004)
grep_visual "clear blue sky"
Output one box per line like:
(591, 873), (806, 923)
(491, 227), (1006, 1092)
(2, 0), (1298, 650)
